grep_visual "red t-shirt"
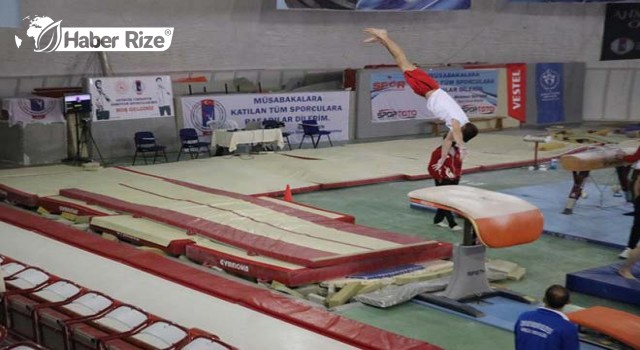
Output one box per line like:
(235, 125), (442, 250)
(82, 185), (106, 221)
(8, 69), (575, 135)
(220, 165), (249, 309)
(428, 146), (462, 181)
(403, 68), (440, 97)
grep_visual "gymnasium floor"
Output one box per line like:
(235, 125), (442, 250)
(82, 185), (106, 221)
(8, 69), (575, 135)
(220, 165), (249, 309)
(2, 128), (639, 349)
(296, 166), (640, 349)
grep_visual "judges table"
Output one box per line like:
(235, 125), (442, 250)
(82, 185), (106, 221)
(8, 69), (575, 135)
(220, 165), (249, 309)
(214, 129), (284, 152)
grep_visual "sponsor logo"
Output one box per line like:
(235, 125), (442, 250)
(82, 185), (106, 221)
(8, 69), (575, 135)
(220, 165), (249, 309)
(372, 80), (406, 91)
(15, 15), (173, 52)
(376, 109), (417, 120)
(539, 68), (560, 91)
(510, 69), (522, 111)
(58, 206), (79, 215)
(220, 259), (250, 272)
(17, 98), (57, 119)
(191, 99), (227, 135)
(610, 37), (636, 56)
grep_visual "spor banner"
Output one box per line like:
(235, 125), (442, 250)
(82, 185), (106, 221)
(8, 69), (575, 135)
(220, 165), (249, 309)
(277, 0), (470, 11)
(370, 72), (430, 123)
(87, 76), (174, 122)
(601, 3), (640, 61)
(180, 91), (350, 143)
(370, 68), (499, 123)
(535, 63), (564, 124)
(431, 69), (498, 116)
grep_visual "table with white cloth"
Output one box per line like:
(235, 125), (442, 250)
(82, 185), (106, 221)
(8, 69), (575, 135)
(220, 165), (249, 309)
(214, 129), (284, 152)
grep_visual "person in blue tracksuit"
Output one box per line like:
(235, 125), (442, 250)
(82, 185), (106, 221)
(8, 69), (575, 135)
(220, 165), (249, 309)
(514, 285), (580, 350)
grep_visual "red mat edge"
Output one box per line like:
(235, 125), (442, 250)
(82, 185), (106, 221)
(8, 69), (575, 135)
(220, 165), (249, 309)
(0, 204), (441, 350)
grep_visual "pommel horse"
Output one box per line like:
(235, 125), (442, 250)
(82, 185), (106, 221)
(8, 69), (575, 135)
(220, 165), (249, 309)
(408, 185), (543, 317)
(559, 146), (635, 214)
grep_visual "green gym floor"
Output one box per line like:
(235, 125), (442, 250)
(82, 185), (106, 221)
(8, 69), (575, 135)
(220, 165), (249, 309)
(292, 167), (640, 350)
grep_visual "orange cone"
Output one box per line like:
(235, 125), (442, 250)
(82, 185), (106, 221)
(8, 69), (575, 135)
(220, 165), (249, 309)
(283, 184), (293, 202)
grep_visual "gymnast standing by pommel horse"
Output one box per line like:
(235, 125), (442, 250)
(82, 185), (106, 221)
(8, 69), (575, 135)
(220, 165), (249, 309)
(409, 185), (543, 317)
(559, 147), (637, 215)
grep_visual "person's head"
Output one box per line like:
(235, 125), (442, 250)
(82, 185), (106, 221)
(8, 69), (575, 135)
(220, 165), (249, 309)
(462, 122), (478, 143)
(95, 80), (102, 89)
(543, 284), (570, 310)
(156, 77), (163, 86)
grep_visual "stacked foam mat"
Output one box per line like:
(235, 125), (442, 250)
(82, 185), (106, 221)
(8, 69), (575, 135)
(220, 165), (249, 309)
(0, 166), (452, 287)
(0, 254), (236, 350)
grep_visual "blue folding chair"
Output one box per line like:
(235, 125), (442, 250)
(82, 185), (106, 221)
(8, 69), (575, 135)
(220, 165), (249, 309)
(262, 120), (291, 151)
(298, 120), (332, 149)
(132, 131), (168, 165)
(177, 128), (211, 161)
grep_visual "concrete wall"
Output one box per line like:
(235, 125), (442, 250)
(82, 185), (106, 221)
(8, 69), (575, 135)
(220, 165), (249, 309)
(0, 122), (66, 166)
(3, 0), (638, 76)
(90, 118), (179, 161)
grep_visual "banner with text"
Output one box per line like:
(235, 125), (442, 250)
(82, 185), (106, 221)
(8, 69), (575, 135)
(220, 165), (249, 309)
(180, 91), (350, 143)
(601, 3), (640, 61)
(370, 68), (498, 123)
(506, 63), (527, 122)
(1, 97), (64, 127)
(277, 0), (469, 11)
(87, 75), (174, 122)
(536, 63), (564, 124)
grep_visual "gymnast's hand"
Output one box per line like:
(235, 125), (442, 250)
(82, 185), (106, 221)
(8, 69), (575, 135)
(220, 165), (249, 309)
(460, 146), (469, 160)
(431, 157), (445, 171)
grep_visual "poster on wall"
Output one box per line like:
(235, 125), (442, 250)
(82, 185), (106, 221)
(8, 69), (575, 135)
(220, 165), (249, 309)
(180, 91), (350, 143)
(370, 68), (499, 123)
(601, 3), (640, 61)
(87, 76), (174, 122)
(506, 63), (527, 122)
(1, 97), (64, 126)
(535, 63), (564, 124)
(276, 0), (469, 10)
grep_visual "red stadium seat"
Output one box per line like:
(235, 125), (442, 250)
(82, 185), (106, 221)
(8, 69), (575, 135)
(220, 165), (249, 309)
(37, 291), (115, 350)
(179, 329), (236, 350)
(4, 280), (84, 341)
(101, 320), (190, 350)
(67, 304), (151, 350)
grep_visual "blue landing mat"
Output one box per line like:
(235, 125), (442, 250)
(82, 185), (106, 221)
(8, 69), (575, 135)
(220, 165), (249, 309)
(502, 181), (632, 249)
(412, 296), (604, 349)
(566, 263), (640, 306)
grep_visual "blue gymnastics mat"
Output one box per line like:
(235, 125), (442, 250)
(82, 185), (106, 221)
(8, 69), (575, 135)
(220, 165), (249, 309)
(502, 181), (631, 249)
(412, 296), (605, 350)
(566, 263), (640, 306)
(410, 180), (632, 249)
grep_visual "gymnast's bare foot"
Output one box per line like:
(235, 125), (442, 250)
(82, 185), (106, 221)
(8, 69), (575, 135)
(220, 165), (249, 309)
(618, 267), (637, 280)
(363, 28), (388, 43)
